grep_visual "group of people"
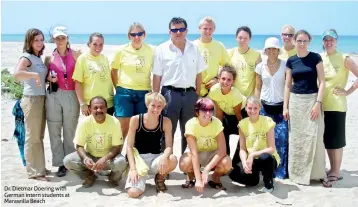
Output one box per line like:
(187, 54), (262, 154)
(13, 16), (358, 198)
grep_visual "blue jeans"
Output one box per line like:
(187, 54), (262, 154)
(114, 86), (149, 118)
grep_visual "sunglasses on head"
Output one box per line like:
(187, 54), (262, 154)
(129, 32), (145, 37)
(282, 33), (294, 38)
(170, 28), (186, 33)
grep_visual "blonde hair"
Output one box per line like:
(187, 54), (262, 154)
(145, 92), (167, 107)
(198, 16), (216, 29)
(245, 96), (262, 108)
(127, 22), (146, 38)
(281, 24), (295, 34)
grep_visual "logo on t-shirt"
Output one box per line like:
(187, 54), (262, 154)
(136, 56), (145, 73)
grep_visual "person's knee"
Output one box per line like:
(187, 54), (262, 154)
(63, 152), (80, 170)
(217, 156), (232, 174)
(179, 154), (192, 172)
(259, 153), (274, 162)
(127, 188), (143, 198)
(112, 155), (128, 173)
(168, 154), (178, 171)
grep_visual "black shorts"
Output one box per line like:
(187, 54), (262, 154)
(323, 111), (346, 149)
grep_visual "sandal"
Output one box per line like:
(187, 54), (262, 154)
(320, 175), (343, 182)
(322, 175), (341, 188)
(181, 180), (196, 188)
(208, 180), (227, 191)
(154, 174), (167, 192)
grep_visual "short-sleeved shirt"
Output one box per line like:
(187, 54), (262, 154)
(286, 52), (322, 94)
(279, 47), (297, 61)
(72, 53), (114, 107)
(321, 52), (349, 112)
(207, 83), (244, 115)
(111, 43), (155, 90)
(193, 39), (231, 96)
(21, 53), (48, 96)
(185, 116), (224, 152)
(238, 115), (280, 164)
(228, 48), (260, 97)
(74, 114), (123, 157)
(255, 60), (286, 103)
(152, 39), (207, 88)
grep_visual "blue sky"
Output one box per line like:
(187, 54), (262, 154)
(1, 1), (358, 35)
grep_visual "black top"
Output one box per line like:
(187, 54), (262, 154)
(286, 52), (322, 94)
(134, 113), (164, 154)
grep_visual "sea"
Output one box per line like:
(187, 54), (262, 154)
(2, 34), (358, 54)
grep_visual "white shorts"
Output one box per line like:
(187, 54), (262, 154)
(125, 153), (162, 192)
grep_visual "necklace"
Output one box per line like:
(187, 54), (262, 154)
(267, 58), (279, 67)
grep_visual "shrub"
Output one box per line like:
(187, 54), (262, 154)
(1, 69), (23, 99)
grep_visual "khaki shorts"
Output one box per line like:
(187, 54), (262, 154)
(185, 148), (218, 167)
(125, 153), (162, 192)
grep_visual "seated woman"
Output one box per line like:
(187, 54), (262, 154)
(179, 98), (232, 193)
(125, 92), (178, 198)
(208, 64), (245, 156)
(229, 96), (280, 193)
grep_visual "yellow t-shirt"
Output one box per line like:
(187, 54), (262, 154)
(238, 115), (280, 164)
(208, 83), (244, 115)
(279, 47), (297, 61)
(72, 53), (114, 107)
(74, 114), (123, 157)
(111, 43), (155, 90)
(228, 48), (260, 97)
(185, 116), (224, 152)
(321, 52), (349, 112)
(193, 39), (231, 96)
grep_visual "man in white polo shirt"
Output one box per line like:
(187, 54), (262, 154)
(152, 17), (207, 154)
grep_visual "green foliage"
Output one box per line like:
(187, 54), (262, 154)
(1, 69), (23, 99)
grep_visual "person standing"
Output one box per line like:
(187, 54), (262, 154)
(14, 28), (48, 181)
(152, 17), (207, 154)
(111, 23), (155, 139)
(73, 33), (114, 116)
(283, 30), (326, 185)
(45, 26), (81, 177)
(279, 24), (297, 61)
(321, 29), (358, 187)
(228, 26), (262, 98)
(193, 16), (231, 97)
(255, 37), (289, 179)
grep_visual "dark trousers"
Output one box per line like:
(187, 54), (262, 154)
(161, 86), (198, 154)
(223, 108), (248, 156)
(229, 153), (277, 188)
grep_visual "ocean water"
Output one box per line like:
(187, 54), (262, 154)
(2, 34), (358, 54)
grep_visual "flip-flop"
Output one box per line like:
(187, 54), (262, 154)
(181, 180), (196, 188)
(207, 180), (227, 191)
(320, 175), (343, 182)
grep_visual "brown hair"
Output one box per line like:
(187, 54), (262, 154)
(294, 29), (312, 41)
(219, 64), (237, 81)
(23, 28), (45, 56)
(87, 32), (104, 46)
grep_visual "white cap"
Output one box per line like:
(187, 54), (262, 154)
(263, 37), (281, 50)
(53, 26), (68, 38)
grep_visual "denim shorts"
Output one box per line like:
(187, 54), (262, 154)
(114, 86), (149, 117)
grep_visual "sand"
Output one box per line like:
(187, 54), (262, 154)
(1, 42), (358, 207)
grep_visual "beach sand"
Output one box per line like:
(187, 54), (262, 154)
(1, 42), (358, 206)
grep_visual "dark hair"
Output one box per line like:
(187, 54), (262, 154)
(194, 98), (215, 117)
(236, 26), (252, 38)
(23, 28), (45, 56)
(89, 96), (107, 107)
(169, 17), (187, 29)
(87, 32), (104, 46)
(294, 29), (312, 41)
(219, 64), (237, 81)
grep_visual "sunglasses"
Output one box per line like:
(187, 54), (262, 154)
(282, 33), (294, 38)
(129, 32), (145, 37)
(170, 28), (186, 33)
(200, 107), (214, 112)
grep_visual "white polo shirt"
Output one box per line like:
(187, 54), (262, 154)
(152, 39), (207, 88)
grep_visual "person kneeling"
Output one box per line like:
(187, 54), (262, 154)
(125, 92), (178, 198)
(63, 96), (127, 188)
(229, 96), (280, 193)
(179, 98), (232, 193)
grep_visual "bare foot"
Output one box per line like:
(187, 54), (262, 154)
(31, 175), (49, 181)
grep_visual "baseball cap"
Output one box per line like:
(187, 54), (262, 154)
(53, 26), (68, 38)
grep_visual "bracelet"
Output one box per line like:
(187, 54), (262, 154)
(316, 100), (322, 104)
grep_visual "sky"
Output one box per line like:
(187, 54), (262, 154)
(1, 1), (358, 35)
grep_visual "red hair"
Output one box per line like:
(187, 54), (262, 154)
(194, 98), (215, 117)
